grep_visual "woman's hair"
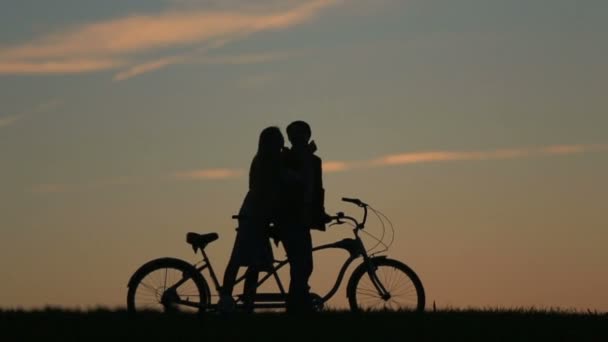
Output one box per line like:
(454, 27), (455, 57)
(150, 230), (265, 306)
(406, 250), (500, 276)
(257, 126), (284, 157)
(250, 126), (284, 192)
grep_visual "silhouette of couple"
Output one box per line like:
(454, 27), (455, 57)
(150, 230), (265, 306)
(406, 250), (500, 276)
(220, 121), (329, 313)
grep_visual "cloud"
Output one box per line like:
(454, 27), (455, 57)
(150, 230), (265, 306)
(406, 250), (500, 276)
(112, 47), (294, 81)
(539, 144), (587, 155)
(0, 115), (22, 128)
(174, 168), (245, 180)
(0, 59), (124, 75)
(30, 143), (607, 193)
(173, 160), (351, 182)
(370, 148), (531, 167)
(323, 161), (353, 172)
(113, 56), (183, 81)
(174, 144), (608, 180)
(359, 144), (608, 169)
(0, 0), (338, 76)
(172, 143), (608, 181)
(0, 100), (62, 129)
(113, 49), (296, 83)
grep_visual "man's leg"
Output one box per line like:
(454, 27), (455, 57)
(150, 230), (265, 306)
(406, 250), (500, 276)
(243, 267), (259, 313)
(283, 227), (314, 312)
(301, 229), (313, 298)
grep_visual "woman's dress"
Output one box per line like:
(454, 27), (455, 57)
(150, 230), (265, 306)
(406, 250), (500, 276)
(227, 156), (279, 271)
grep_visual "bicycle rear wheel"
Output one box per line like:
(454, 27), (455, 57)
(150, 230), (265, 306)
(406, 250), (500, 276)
(127, 258), (210, 314)
(347, 257), (425, 312)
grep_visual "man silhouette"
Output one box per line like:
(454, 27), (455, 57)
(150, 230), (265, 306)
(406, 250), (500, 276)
(279, 120), (329, 313)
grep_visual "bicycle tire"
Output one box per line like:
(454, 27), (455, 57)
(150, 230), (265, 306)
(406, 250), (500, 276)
(347, 257), (425, 312)
(127, 257), (210, 314)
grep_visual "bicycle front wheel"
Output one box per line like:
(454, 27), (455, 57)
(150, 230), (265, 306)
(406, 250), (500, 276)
(347, 257), (425, 312)
(127, 258), (210, 314)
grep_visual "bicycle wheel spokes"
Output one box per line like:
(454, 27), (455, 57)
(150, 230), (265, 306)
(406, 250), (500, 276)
(133, 267), (201, 313)
(353, 262), (422, 312)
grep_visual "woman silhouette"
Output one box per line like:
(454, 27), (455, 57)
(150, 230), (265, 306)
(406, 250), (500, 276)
(219, 126), (285, 312)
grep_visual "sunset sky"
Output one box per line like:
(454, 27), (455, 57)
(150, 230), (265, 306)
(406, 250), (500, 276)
(1, 0), (607, 311)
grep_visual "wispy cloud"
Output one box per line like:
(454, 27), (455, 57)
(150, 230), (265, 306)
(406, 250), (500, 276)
(173, 161), (351, 182)
(0, 100), (62, 129)
(174, 168), (245, 180)
(112, 47), (295, 81)
(0, 59), (124, 75)
(371, 149), (530, 167)
(0, 0), (338, 77)
(359, 144), (608, 170)
(174, 144), (608, 180)
(117, 49), (296, 84)
(30, 143), (607, 193)
(323, 161), (353, 173)
(113, 56), (183, 81)
(0, 115), (22, 128)
(538, 144), (589, 155)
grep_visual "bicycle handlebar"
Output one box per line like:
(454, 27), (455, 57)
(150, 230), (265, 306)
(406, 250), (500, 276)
(342, 197), (366, 207)
(330, 197), (370, 230)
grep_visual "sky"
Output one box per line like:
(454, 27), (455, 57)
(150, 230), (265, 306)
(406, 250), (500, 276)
(1, 0), (607, 311)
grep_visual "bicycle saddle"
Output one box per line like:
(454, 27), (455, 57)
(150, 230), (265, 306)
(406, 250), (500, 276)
(186, 232), (219, 252)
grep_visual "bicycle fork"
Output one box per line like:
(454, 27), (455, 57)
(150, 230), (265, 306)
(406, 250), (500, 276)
(363, 257), (392, 300)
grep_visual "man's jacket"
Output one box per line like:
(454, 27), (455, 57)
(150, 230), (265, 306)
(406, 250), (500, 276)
(280, 144), (327, 231)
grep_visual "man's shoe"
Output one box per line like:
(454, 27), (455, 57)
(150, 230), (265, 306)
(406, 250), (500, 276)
(218, 294), (236, 313)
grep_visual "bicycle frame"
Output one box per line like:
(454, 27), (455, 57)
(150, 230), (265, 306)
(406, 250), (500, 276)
(311, 234), (368, 303)
(167, 198), (391, 310)
(127, 197), (423, 314)
(179, 227), (385, 310)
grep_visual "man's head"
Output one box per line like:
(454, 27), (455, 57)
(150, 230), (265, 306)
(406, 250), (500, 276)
(286, 120), (311, 148)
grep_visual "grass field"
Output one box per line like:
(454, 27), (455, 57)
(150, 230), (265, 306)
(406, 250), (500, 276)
(1, 308), (606, 341)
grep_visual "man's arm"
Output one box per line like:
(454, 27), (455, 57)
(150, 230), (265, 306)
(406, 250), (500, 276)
(311, 156), (329, 230)
(315, 156), (324, 207)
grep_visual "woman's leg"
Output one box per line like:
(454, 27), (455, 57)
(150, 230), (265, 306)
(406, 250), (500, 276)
(222, 231), (247, 297)
(221, 260), (239, 297)
(218, 260), (239, 313)
(219, 235), (243, 312)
